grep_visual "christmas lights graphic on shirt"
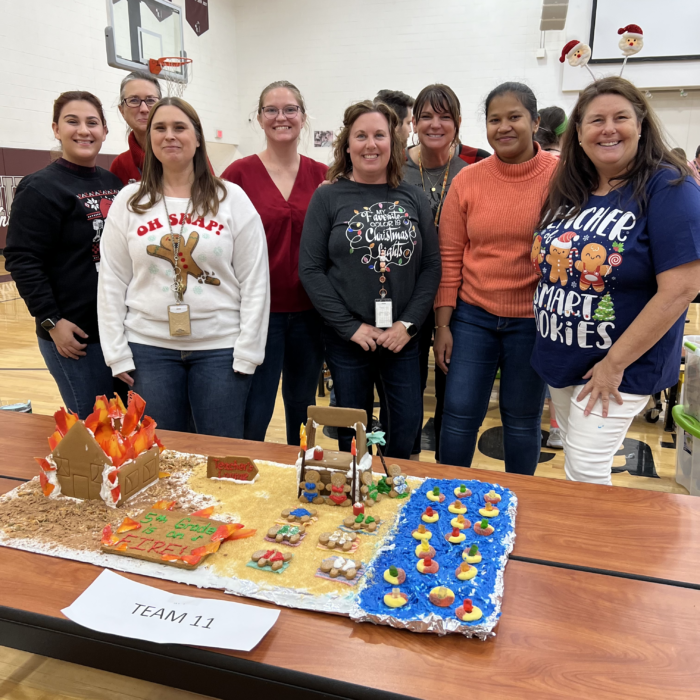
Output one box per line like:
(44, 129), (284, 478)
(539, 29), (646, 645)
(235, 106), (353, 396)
(147, 231), (220, 295)
(345, 201), (417, 273)
(533, 204), (632, 350)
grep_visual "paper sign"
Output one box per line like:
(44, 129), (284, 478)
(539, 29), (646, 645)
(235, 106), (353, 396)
(62, 570), (279, 651)
(207, 455), (259, 482)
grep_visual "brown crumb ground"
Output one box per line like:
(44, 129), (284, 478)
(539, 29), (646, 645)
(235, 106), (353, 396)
(0, 452), (419, 599)
(0, 451), (210, 552)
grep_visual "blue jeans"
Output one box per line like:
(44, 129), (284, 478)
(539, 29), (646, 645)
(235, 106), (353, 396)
(440, 301), (545, 475)
(244, 310), (324, 445)
(129, 343), (252, 438)
(323, 327), (422, 459)
(38, 338), (114, 419)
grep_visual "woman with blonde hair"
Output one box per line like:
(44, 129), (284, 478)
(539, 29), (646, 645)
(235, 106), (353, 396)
(299, 100), (441, 458)
(532, 76), (700, 484)
(98, 97), (270, 437)
(223, 81), (327, 445)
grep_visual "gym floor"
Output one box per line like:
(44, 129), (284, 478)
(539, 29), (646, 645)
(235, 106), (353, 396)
(0, 253), (694, 698)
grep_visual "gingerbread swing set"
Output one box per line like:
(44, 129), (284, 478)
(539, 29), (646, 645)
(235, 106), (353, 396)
(297, 406), (374, 507)
(296, 406), (409, 508)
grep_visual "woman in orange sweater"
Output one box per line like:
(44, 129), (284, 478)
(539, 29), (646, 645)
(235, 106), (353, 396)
(434, 82), (558, 473)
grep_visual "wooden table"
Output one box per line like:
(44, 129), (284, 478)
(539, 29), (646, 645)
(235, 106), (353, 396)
(1, 411), (700, 699)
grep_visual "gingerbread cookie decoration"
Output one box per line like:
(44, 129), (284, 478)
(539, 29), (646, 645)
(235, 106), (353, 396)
(360, 470), (382, 506)
(546, 231), (578, 286)
(326, 470), (352, 507)
(385, 463), (409, 498)
(299, 471), (324, 505)
(575, 243), (612, 293)
(249, 548), (292, 572)
(318, 530), (357, 551)
(147, 232), (219, 294)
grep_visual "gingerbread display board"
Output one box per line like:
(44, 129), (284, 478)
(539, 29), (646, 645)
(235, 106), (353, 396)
(101, 505), (254, 570)
(207, 455), (259, 482)
(0, 446), (514, 638)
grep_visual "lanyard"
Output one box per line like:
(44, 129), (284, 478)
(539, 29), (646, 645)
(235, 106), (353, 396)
(418, 145), (452, 227)
(162, 196), (192, 303)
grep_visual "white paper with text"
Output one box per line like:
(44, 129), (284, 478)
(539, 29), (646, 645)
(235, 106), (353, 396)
(61, 570), (279, 651)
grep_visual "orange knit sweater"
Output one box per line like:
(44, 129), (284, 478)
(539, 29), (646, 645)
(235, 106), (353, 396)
(436, 145), (558, 318)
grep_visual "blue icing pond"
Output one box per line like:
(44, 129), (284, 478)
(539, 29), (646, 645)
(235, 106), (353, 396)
(356, 478), (516, 626)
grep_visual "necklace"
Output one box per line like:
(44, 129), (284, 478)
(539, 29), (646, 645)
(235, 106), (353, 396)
(418, 145), (452, 226)
(162, 196), (192, 303)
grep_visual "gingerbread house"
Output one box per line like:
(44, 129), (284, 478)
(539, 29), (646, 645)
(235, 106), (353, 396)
(297, 406), (372, 504)
(51, 421), (159, 504)
(36, 394), (162, 507)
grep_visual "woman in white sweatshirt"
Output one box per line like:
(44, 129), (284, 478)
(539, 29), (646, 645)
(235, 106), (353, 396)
(98, 97), (270, 437)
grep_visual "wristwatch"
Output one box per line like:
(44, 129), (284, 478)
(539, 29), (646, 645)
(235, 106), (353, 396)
(400, 321), (418, 337)
(40, 316), (61, 332)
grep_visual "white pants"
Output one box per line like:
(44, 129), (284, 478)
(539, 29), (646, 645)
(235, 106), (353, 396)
(548, 385), (650, 485)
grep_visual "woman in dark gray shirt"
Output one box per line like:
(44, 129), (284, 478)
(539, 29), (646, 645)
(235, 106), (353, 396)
(299, 100), (441, 458)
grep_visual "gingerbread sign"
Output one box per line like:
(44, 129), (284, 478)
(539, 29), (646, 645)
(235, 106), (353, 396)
(101, 504), (255, 569)
(207, 455), (259, 482)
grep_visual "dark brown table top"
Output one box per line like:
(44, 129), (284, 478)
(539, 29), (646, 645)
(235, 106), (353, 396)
(1, 546), (699, 700)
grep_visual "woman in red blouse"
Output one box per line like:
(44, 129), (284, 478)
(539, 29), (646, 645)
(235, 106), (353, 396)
(223, 81), (328, 445)
(110, 71), (162, 185)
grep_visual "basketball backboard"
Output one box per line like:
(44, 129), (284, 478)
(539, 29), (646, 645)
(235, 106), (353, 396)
(105, 0), (188, 84)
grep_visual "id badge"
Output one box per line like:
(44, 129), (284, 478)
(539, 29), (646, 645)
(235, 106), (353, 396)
(375, 299), (393, 329)
(168, 304), (191, 337)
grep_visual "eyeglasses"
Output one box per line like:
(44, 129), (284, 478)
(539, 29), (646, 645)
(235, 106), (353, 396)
(261, 105), (302, 119)
(122, 96), (159, 109)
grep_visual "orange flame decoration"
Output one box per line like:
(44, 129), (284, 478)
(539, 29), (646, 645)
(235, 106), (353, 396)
(54, 407), (79, 437)
(116, 516), (141, 534)
(210, 523), (256, 543)
(34, 457), (55, 473)
(101, 524), (120, 546)
(47, 431), (62, 452)
(191, 506), (215, 518)
(152, 500), (177, 511)
(161, 554), (179, 562)
(191, 540), (221, 557)
(39, 472), (54, 497)
(45, 393), (163, 471)
(351, 437), (357, 457)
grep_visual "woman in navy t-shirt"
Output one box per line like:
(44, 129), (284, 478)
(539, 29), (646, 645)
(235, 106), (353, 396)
(531, 77), (700, 485)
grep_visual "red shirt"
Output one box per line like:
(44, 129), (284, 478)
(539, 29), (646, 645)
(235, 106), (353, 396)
(110, 131), (144, 185)
(222, 154), (328, 313)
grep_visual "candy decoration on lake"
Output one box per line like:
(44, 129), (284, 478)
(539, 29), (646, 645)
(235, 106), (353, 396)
(384, 587), (408, 608)
(456, 598), (483, 622)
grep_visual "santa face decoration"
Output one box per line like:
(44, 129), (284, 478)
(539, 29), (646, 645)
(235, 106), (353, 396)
(618, 25), (644, 56)
(559, 40), (591, 67)
(568, 45), (591, 67)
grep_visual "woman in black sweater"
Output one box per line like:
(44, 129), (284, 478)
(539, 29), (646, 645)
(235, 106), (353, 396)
(5, 91), (122, 418)
(299, 101), (441, 458)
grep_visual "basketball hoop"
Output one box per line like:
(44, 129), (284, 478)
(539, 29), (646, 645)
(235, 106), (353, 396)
(148, 57), (193, 98)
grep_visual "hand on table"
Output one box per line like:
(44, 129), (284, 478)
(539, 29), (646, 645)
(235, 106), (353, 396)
(577, 357), (624, 417)
(350, 323), (383, 351)
(376, 322), (410, 353)
(49, 320), (88, 360)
